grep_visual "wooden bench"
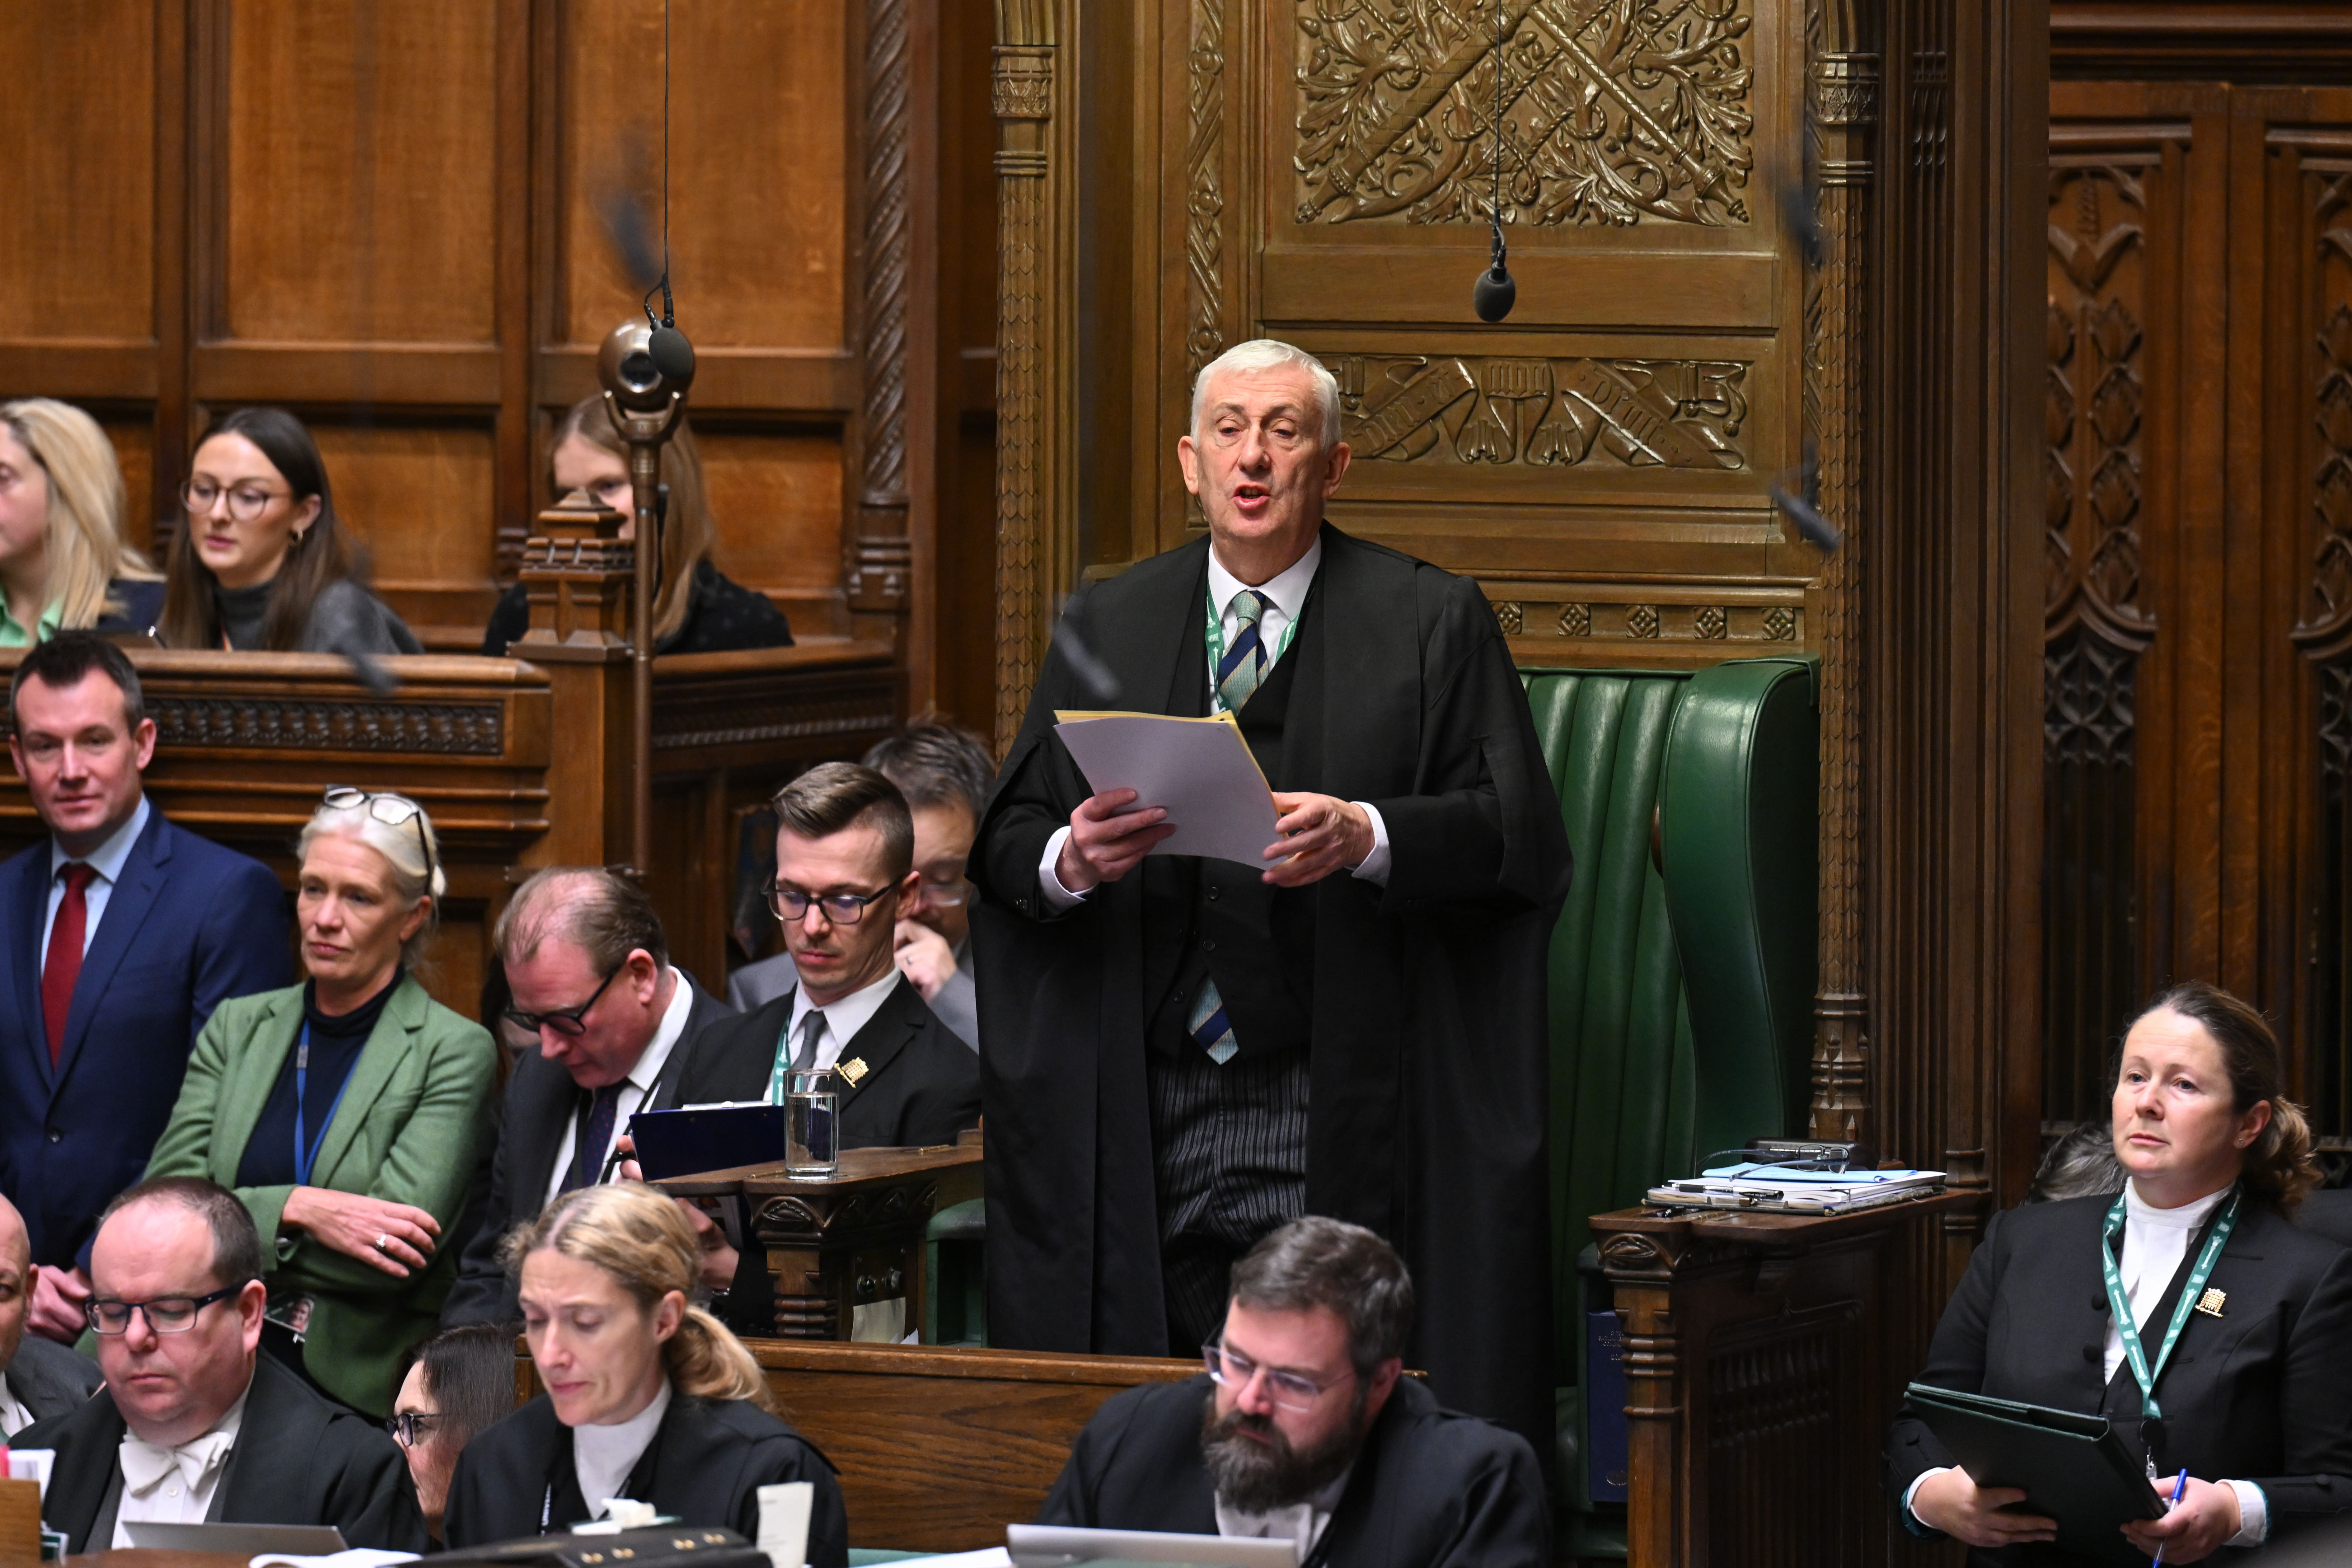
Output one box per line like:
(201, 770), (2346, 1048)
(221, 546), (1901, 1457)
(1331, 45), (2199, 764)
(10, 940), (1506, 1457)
(514, 1339), (1198, 1554)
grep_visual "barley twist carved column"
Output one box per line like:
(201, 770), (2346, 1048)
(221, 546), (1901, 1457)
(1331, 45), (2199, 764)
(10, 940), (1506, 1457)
(850, 0), (914, 617)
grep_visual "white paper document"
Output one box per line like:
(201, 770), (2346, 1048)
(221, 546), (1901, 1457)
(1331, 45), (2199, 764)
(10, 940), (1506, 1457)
(1054, 710), (1280, 867)
(756, 1480), (815, 1568)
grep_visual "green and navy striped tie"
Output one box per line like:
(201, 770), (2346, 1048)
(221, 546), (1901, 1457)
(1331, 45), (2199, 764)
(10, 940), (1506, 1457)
(1192, 588), (1272, 1065)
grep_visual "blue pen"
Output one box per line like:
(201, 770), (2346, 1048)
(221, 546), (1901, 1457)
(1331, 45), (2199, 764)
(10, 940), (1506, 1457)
(2149, 1467), (2189, 1567)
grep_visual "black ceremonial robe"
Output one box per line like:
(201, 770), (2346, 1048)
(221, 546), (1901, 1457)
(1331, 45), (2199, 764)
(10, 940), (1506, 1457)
(971, 524), (1571, 1456)
(1039, 1373), (1551, 1568)
(441, 1391), (847, 1567)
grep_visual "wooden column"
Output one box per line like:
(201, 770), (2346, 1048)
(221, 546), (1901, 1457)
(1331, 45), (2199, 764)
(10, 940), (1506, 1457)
(850, 0), (917, 638)
(511, 491), (635, 868)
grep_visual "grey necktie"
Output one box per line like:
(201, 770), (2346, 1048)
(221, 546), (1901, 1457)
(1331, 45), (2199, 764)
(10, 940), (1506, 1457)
(790, 1009), (827, 1073)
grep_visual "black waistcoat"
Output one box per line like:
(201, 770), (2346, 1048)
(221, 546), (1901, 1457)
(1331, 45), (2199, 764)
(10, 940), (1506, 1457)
(1138, 579), (1323, 1061)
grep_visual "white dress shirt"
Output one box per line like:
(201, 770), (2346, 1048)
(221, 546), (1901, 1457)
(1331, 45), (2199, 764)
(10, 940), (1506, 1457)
(573, 1378), (672, 1518)
(38, 795), (151, 972)
(1905, 1179), (2265, 1545)
(1214, 1465), (1352, 1558)
(111, 1382), (250, 1547)
(0, 1372), (33, 1438)
(768, 968), (906, 1089)
(543, 969), (697, 1207)
(1038, 539), (1391, 909)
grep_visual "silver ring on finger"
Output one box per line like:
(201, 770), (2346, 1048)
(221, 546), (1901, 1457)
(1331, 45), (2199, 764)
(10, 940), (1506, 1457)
(375, 1233), (391, 1252)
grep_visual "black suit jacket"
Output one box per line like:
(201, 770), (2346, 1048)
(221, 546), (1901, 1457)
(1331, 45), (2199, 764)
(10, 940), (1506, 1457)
(439, 980), (733, 1326)
(2296, 1189), (2352, 1250)
(1886, 1195), (2352, 1562)
(5, 1334), (101, 1425)
(0, 807), (290, 1266)
(1041, 1374), (1549, 1567)
(441, 1391), (845, 1566)
(676, 975), (980, 1149)
(15, 1350), (425, 1554)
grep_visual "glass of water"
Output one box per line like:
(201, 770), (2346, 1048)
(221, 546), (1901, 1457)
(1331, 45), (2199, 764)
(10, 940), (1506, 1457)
(785, 1070), (839, 1177)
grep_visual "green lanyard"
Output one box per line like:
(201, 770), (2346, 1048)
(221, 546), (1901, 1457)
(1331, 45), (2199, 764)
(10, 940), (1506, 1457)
(1204, 583), (1299, 714)
(2100, 1184), (2239, 1421)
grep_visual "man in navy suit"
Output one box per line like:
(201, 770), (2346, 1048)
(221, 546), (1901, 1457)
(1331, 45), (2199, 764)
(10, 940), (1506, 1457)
(0, 633), (288, 1340)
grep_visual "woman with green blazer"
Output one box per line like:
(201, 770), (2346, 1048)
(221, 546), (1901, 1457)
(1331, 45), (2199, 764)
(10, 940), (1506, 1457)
(144, 788), (495, 1418)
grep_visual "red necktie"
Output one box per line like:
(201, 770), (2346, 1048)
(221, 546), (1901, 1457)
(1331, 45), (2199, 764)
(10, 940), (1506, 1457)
(42, 863), (98, 1066)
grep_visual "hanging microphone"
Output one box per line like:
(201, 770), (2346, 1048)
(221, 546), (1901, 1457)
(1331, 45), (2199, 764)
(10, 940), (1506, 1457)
(1473, 226), (1516, 323)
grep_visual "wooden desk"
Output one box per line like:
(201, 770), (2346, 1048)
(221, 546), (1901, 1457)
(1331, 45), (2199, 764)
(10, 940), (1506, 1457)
(658, 1144), (984, 1343)
(1590, 1192), (1975, 1568)
(63, 1552), (246, 1568)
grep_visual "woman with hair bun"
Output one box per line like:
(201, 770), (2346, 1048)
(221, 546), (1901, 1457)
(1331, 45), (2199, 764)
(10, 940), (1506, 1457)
(0, 397), (164, 642)
(1888, 981), (2352, 1562)
(142, 788), (495, 1417)
(441, 1183), (846, 1564)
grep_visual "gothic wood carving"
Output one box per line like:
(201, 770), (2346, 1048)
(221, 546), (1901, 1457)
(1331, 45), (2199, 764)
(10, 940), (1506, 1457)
(1325, 352), (1749, 469)
(993, 0), (1057, 750)
(1293, 0), (1756, 228)
(139, 698), (506, 755)
(1186, 0), (1226, 374)
(851, 0), (915, 614)
(1805, 0), (1875, 1147)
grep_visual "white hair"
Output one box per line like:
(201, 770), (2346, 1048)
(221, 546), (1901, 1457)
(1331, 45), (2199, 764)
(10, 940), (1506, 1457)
(298, 793), (445, 963)
(1188, 339), (1343, 447)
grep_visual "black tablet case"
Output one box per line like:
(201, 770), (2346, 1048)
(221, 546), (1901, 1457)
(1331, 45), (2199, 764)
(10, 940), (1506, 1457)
(1905, 1383), (2167, 1566)
(626, 1103), (788, 1181)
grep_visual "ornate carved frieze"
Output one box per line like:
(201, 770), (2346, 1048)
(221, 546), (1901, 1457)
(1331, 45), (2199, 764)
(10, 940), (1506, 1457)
(651, 686), (895, 753)
(1324, 353), (1748, 469)
(2298, 295), (2352, 655)
(1185, 0), (1225, 374)
(134, 698), (506, 755)
(1293, 0), (1754, 228)
(993, 12), (1057, 750)
(1502, 593), (1799, 646)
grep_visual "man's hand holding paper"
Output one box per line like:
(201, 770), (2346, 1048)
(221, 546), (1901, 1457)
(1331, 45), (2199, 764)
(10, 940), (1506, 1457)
(1053, 787), (1175, 892)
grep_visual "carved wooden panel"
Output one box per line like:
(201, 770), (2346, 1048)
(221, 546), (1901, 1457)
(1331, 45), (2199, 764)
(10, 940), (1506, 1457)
(311, 422), (501, 634)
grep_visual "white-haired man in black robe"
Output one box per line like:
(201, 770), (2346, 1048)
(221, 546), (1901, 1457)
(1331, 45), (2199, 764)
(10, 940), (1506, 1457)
(1039, 1217), (1548, 1566)
(971, 338), (1572, 1457)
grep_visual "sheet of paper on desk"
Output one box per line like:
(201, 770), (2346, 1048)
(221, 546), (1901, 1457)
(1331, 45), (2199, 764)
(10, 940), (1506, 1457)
(1054, 710), (1280, 867)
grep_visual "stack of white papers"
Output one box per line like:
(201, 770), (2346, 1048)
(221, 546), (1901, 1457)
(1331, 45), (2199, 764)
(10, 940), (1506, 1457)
(1645, 1165), (1945, 1215)
(1053, 710), (1279, 866)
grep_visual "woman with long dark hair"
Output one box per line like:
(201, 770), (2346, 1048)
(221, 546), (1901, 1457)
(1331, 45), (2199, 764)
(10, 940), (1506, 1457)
(479, 396), (791, 657)
(160, 407), (420, 653)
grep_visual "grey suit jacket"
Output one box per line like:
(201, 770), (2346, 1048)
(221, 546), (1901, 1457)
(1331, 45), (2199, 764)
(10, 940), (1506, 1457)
(728, 945), (977, 1051)
(3, 1334), (101, 1429)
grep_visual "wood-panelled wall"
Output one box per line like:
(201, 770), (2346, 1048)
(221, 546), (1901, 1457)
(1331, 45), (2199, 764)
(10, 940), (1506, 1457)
(0, 0), (1000, 725)
(2041, 5), (2352, 1163)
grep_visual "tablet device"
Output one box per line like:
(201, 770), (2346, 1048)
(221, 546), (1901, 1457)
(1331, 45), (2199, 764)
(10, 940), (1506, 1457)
(123, 1520), (350, 1554)
(1005, 1523), (1296, 1567)
(1905, 1383), (2164, 1566)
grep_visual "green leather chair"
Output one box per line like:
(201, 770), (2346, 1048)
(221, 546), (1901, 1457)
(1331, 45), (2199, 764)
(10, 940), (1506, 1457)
(1523, 658), (1820, 1537)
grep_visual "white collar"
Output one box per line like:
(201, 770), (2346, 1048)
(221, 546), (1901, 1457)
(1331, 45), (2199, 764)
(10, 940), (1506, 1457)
(2124, 1179), (2233, 1230)
(623, 969), (696, 1097)
(1213, 1463), (1354, 1551)
(119, 1378), (251, 1486)
(53, 794), (150, 884)
(573, 1378), (673, 1516)
(1207, 536), (1322, 622)
(787, 967), (906, 1063)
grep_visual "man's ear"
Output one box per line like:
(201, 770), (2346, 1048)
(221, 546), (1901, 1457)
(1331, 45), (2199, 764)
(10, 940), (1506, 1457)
(236, 1278), (268, 1350)
(131, 717), (157, 771)
(1177, 433), (1203, 496)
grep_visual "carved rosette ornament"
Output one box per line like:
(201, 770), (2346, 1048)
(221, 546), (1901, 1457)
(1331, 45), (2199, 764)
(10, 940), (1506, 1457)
(993, 0), (1057, 751)
(1293, 0), (1755, 228)
(1803, 2), (1876, 1146)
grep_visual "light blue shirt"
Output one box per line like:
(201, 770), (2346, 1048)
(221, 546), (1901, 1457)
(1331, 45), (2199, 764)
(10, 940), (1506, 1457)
(39, 795), (151, 973)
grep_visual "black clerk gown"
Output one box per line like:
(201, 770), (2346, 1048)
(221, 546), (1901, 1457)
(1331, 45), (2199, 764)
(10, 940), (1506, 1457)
(441, 1390), (847, 1566)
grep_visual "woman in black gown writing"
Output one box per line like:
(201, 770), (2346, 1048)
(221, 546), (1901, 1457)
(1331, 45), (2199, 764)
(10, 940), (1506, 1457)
(440, 1183), (846, 1563)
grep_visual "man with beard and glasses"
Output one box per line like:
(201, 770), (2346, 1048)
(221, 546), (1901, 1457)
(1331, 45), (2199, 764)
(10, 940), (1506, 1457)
(1038, 1217), (1548, 1567)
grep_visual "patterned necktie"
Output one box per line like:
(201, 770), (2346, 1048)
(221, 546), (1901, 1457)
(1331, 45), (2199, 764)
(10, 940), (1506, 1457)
(1188, 981), (1239, 1065)
(41, 862), (98, 1065)
(568, 1082), (626, 1190)
(1215, 590), (1274, 713)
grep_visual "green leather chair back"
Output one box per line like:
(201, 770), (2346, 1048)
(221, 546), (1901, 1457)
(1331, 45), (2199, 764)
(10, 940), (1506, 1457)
(1522, 658), (1819, 1371)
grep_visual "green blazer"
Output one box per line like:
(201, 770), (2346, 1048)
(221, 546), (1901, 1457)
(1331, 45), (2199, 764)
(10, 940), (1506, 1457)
(143, 974), (496, 1418)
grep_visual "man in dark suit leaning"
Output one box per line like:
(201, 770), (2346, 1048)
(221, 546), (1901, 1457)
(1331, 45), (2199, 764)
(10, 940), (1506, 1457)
(16, 1178), (423, 1552)
(0, 633), (289, 1341)
(439, 869), (733, 1326)
(1040, 1217), (1548, 1567)
(0, 1194), (98, 1433)
(682, 763), (981, 1148)
(972, 339), (1571, 1456)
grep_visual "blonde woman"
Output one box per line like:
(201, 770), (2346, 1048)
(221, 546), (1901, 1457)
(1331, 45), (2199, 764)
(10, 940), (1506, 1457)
(142, 788), (495, 1418)
(0, 398), (164, 643)
(441, 1183), (846, 1563)
(480, 397), (793, 656)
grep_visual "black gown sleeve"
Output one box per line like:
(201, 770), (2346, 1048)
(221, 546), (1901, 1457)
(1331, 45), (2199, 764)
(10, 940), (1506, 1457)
(319, 1418), (432, 1552)
(1882, 1209), (2006, 1518)
(1422, 1432), (1550, 1568)
(723, 1433), (847, 1568)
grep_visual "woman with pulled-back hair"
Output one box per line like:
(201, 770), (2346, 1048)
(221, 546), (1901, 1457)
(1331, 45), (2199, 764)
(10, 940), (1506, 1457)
(1888, 981), (2352, 1563)
(441, 1183), (846, 1563)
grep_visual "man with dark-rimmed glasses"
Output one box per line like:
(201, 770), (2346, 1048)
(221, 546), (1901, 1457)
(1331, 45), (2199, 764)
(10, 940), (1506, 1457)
(15, 1177), (422, 1552)
(438, 868), (733, 1328)
(1039, 1216), (1547, 1567)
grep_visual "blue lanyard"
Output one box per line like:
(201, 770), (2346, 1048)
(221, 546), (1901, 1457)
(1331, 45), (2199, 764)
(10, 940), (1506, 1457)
(292, 1023), (355, 1187)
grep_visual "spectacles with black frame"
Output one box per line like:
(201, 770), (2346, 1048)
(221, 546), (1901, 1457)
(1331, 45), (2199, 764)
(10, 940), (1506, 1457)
(87, 1284), (243, 1336)
(502, 963), (622, 1037)
(386, 1411), (444, 1448)
(321, 787), (438, 895)
(766, 882), (898, 925)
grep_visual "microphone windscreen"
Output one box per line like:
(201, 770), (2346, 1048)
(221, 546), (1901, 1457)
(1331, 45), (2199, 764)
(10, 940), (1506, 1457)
(1473, 264), (1517, 323)
(648, 326), (696, 383)
(1769, 483), (1844, 555)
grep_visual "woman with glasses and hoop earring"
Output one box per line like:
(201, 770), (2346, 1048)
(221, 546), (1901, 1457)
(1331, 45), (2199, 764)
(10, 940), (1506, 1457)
(156, 408), (421, 654)
(140, 788), (496, 1419)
